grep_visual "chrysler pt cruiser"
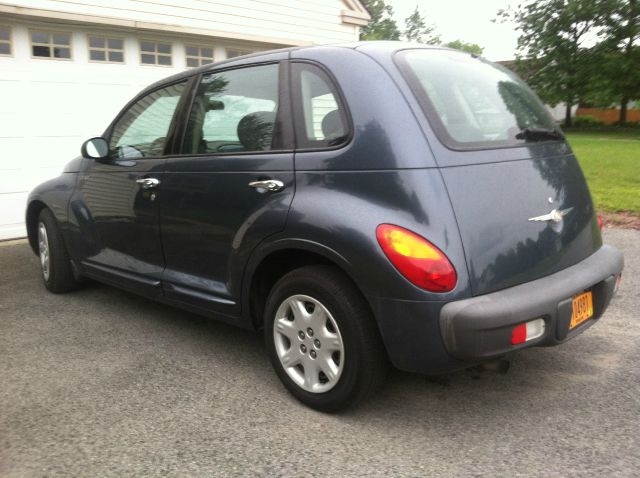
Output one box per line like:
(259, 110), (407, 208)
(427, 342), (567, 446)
(27, 43), (624, 411)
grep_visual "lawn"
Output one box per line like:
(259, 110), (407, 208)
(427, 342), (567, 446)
(565, 130), (640, 215)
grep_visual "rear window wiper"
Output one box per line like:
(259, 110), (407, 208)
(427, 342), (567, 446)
(515, 127), (565, 142)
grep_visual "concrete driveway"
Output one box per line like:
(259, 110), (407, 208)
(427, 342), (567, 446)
(1, 229), (638, 477)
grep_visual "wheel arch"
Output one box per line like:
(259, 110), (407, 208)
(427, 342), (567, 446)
(243, 240), (371, 331)
(26, 199), (49, 255)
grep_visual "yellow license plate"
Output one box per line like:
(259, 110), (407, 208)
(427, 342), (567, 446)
(570, 291), (594, 330)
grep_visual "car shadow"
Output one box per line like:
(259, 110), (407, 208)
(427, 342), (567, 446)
(69, 277), (612, 422)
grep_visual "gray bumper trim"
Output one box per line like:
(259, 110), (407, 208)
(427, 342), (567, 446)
(440, 245), (624, 361)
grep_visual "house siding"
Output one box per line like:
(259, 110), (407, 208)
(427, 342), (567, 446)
(1, 0), (360, 45)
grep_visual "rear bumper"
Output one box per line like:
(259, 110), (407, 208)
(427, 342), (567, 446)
(439, 245), (624, 361)
(369, 245), (623, 374)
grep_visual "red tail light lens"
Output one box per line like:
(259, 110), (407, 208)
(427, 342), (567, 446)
(511, 319), (546, 345)
(376, 224), (457, 292)
(511, 323), (527, 345)
(597, 214), (604, 230)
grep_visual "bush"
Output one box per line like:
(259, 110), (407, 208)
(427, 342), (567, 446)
(612, 120), (640, 129)
(572, 115), (604, 127)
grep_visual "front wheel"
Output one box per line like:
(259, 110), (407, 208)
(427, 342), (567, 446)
(264, 265), (387, 412)
(37, 209), (79, 293)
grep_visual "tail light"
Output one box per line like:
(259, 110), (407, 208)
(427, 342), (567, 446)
(597, 214), (604, 230)
(376, 224), (457, 292)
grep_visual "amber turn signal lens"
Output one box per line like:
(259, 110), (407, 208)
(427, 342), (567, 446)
(376, 224), (457, 292)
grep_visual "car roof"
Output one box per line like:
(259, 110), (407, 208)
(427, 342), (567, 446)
(141, 41), (454, 94)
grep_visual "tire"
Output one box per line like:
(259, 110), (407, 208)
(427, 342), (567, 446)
(264, 265), (387, 412)
(37, 208), (79, 294)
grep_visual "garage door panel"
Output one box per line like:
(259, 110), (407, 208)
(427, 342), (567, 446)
(0, 80), (25, 112)
(0, 167), (64, 193)
(0, 192), (29, 240)
(30, 114), (83, 137)
(0, 138), (27, 169)
(0, 113), (27, 138)
(25, 136), (83, 169)
(0, 171), (33, 193)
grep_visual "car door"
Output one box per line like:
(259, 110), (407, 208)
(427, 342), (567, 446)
(159, 58), (294, 318)
(71, 79), (189, 298)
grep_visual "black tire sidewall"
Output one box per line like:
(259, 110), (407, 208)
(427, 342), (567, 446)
(264, 266), (379, 411)
(37, 209), (76, 293)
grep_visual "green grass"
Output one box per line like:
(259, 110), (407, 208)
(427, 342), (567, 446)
(565, 130), (640, 214)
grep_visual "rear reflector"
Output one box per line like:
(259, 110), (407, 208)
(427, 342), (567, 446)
(511, 318), (546, 345)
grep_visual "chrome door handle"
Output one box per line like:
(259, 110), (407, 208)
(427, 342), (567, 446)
(248, 179), (285, 192)
(136, 177), (160, 189)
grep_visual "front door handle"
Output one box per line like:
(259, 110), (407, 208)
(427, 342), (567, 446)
(136, 177), (160, 190)
(248, 179), (285, 192)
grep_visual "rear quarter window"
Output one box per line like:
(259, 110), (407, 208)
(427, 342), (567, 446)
(291, 62), (350, 150)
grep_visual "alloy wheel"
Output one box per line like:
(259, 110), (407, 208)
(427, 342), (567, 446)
(273, 294), (345, 393)
(38, 222), (50, 281)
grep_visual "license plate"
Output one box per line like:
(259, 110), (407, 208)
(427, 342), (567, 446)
(570, 291), (594, 330)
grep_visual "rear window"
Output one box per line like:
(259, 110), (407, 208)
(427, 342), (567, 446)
(396, 49), (560, 150)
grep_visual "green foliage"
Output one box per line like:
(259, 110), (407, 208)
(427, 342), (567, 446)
(572, 115), (605, 127)
(497, 0), (639, 125)
(359, 1), (441, 45)
(404, 7), (441, 45)
(443, 40), (484, 55)
(359, 0), (401, 40)
(496, 0), (605, 126)
(587, 0), (640, 121)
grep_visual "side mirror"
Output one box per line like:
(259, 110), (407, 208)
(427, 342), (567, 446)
(81, 137), (109, 160)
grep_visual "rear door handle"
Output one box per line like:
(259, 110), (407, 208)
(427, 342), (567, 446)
(136, 177), (160, 189)
(248, 179), (285, 192)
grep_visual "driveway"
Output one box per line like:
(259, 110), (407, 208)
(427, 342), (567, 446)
(1, 229), (638, 477)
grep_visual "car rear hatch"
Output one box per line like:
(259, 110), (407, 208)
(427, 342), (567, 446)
(395, 48), (602, 296)
(440, 151), (601, 295)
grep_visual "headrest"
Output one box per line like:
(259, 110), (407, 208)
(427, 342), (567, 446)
(321, 110), (345, 141)
(237, 111), (276, 151)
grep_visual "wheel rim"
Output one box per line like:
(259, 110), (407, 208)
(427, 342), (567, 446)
(38, 222), (50, 281)
(273, 294), (345, 393)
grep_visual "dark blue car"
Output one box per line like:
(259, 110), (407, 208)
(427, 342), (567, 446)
(27, 43), (624, 411)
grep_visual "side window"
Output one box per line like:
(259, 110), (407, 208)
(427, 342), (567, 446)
(0, 26), (12, 56)
(140, 40), (172, 66)
(183, 64), (279, 155)
(109, 81), (187, 159)
(31, 31), (72, 60)
(292, 63), (348, 149)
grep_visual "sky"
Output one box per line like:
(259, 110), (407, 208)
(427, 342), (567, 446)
(388, 0), (519, 61)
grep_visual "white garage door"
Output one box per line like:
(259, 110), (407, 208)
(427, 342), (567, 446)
(0, 22), (189, 240)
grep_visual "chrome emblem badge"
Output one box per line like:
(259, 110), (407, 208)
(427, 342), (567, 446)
(528, 207), (574, 223)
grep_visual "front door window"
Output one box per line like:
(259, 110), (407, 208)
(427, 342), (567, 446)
(109, 81), (187, 159)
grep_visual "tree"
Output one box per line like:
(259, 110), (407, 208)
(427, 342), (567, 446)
(497, 0), (605, 126)
(359, 0), (401, 41)
(443, 40), (484, 55)
(404, 7), (441, 45)
(592, 0), (640, 122)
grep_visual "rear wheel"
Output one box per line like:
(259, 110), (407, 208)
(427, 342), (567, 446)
(37, 209), (79, 293)
(264, 265), (387, 412)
